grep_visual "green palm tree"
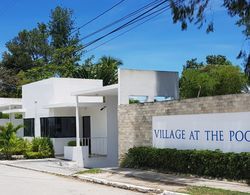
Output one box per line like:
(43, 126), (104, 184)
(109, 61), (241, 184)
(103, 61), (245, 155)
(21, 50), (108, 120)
(0, 122), (23, 159)
(95, 56), (123, 86)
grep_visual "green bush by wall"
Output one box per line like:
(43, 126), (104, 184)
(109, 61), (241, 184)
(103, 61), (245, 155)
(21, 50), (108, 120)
(0, 112), (9, 119)
(28, 137), (54, 158)
(67, 140), (83, 146)
(121, 147), (250, 181)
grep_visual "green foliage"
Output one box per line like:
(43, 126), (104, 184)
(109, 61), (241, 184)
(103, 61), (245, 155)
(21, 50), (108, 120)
(121, 147), (250, 181)
(180, 55), (248, 98)
(169, 1), (250, 78)
(76, 168), (102, 174)
(24, 151), (46, 159)
(0, 66), (20, 97)
(186, 186), (250, 195)
(169, 1), (249, 38)
(0, 123), (23, 159)
(0, 6), (82, 97)
(73, 56), (122, 86)
(0, 123), (54, 159)
(49, 6), (75, 49)
(28, 137), (54, 158)
(67, 140), (83, 146)
(17, 65), (59, 85)
(68, 140), (77, 146)
(129, 99), (140, 104)
(11, 138), (29, 155)
(14, 113), (23, 119)
(0, 112), (9, 119)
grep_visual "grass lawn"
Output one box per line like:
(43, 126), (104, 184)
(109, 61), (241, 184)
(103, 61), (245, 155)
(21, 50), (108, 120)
(76, 168), (103, 174)
(186, 186), (249, 195)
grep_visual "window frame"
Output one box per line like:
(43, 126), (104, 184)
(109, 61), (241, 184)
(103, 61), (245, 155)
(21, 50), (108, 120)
(40, 116), (76, 138)
(24, 118), (35, 137)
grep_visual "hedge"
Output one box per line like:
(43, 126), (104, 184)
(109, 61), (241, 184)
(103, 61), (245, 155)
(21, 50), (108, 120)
(120, 147), (250, 181)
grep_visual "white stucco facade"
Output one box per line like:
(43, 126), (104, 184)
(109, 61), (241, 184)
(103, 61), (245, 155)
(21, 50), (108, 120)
(118, 69), (179, 104)
(0, 69), (179, 167)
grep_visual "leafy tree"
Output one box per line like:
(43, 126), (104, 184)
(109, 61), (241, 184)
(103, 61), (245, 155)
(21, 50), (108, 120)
(94, 56), (123, 85)
(169, 0), (249, 38)
(49, 6), (75, 48)
(206, 55), (232, 66)
(0, 123), (23, 159)
(180, 55), (248, 98)
(1, 23), (50, 72)
(17, 65), (59, 85)
(169, 0), (250, 77)
(183, 58), (204, 70)
(0, 66), (20, 97)
(49, 6), (82, 67)
(0, 6), (84, 97)
(73, 56), (123, 86)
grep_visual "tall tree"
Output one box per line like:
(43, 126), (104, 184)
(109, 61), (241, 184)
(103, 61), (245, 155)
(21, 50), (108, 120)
(73, 56), (122, 86)
(180, 55), (248, 98)
(95, 56), (123, 85)
(168, 0), (250, 77)
(1, 23), (50, 73)
(0, 66), (20, 97)
(49, 6), (82, 67)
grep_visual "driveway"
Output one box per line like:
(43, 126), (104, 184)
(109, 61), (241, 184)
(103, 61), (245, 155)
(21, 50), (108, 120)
(0, 164), (143, 195)
(0, 158), (85, 176)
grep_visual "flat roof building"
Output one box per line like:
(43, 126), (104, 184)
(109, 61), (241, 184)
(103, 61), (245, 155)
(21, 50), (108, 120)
(0, 68), (179, 167)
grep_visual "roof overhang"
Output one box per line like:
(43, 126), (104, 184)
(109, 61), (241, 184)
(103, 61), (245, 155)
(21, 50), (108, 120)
(2, 108), (26, 114)
(0, 103), (22, 112)
(44, 102), (105, 109)
(72, 84), (119, 96)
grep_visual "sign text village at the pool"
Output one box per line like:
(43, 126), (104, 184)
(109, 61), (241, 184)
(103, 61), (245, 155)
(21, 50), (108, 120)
(152, 112), (250, 153)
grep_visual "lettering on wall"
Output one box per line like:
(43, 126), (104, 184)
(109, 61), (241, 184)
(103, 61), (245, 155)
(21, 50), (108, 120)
(152, 112), (250, 153)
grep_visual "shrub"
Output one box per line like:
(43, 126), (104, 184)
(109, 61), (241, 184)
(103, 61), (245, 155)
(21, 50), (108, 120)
(11, 138), (29, 155)
(27, 137), (54, 158)
(0, 112), (9, 119)
(67, 140), (82, 146)
(121, 147), (250, 181)
(68, 140), (77, 146)
(24, 151), (45, 159)
(0, 123), (23, 159)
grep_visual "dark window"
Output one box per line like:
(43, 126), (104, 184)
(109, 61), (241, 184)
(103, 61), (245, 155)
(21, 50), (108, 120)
(24, 118), (35, 137)
(40, 117), (76, 138)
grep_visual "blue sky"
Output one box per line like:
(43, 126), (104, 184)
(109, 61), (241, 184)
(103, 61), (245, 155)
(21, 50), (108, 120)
(0, 0), (246, 74)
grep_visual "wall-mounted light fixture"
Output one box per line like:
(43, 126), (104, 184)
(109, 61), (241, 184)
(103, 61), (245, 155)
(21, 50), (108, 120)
(100, 106), (106, 111)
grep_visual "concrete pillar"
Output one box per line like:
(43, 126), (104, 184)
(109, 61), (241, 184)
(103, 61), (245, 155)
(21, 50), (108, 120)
(75, 96), (80, 147)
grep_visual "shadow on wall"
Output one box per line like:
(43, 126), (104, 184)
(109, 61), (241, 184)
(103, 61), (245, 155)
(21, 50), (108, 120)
(156, 71), (179, 101)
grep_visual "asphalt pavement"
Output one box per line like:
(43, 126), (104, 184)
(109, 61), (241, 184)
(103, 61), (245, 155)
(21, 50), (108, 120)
(0, 164), (143, 195)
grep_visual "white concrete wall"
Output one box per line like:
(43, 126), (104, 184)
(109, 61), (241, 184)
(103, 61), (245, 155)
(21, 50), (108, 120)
(80, 106), (107, 155)
(118, 69), (179, 105)
(22, 79), (54, 137)
(22, 78), (103, 138)
(105, 95), (118, 166)
(49, 107), (75, 117)
(52, 78), (103, 104)
(52, 138), (76, 155)
(0, 98), (22, 106)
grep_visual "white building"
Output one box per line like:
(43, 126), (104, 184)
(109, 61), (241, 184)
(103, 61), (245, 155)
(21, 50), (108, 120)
(0, 98), (24, 137)
(0, 69), (179, 167)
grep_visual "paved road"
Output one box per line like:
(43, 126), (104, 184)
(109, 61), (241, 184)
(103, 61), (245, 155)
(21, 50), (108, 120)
(0, 164), (142, 195)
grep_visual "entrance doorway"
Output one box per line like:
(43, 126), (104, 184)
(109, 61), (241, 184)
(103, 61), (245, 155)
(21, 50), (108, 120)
(82, 116), (91, 154)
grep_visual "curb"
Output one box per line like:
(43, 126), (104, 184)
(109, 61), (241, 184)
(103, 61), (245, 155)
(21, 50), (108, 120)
(0, 162), (187, 195)
(75, 175), (163, 194)
(75, 175), (187, 195)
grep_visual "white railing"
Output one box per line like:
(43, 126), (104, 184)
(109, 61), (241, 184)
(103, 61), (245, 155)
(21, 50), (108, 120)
(78, 137), (107, 156)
